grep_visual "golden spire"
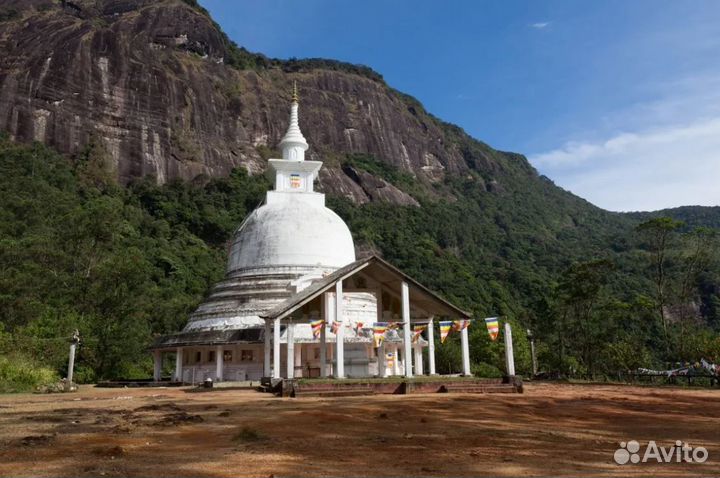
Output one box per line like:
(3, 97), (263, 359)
(291, 80), (299, 103)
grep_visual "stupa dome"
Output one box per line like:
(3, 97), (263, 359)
(227, 200), (355, 275)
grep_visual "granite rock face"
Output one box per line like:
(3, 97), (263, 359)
(0, 0), (523, 204)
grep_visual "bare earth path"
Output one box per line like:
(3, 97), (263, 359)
(0, 382), (717, 477)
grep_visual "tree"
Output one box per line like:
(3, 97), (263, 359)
(636, 218), (684, 335)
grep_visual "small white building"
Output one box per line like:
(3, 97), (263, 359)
(151, 88), (472, 383)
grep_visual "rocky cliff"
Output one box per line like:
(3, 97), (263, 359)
(0, 0), (529, 205)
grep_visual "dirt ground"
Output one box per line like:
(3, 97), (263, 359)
(0, 382), (717, 477)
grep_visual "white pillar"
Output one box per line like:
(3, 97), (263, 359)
(461, 325), (471, 376)
(320, 293), (329, 378)
(378, 341), (387, 378)
(153, 350), (162, 382)
(335, 282), (345, 379)
(427, 318), (437, 375)
(215, 345), (223, 381)
(286, 322), (295, 379)
(295, 342), (302, 378)
(401, 281), (412, 377)
(264, 319), (271, 377)
(175, 347), (183, 382)
(273, 318), (281, 379)
(504, 322), (515, 376)
(414, 345), (424, 375)
(393, 346), (401, 375)
(67, 344), (77, 385)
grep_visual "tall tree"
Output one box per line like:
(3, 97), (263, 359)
(636, 218), (683, 335)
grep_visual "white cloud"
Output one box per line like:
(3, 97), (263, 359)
(530, 22), (550, 29)
(529, 118), (720, 212)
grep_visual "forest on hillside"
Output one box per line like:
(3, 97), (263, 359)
(0, 137), (719, 391)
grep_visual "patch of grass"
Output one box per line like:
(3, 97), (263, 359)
(232, 426), (263, 442)
(0, 355), (59, 393)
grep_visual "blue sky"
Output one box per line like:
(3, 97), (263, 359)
(200, 1), (720, 212)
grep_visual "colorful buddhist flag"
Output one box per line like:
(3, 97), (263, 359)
(373, 322), (388, 348)
(412, 324), (428, 343)
(484, 317), (500, 341)
(310, 319), (325, 339)
(387, 322), (400, 330)
(439, 321), (453, 343)
(289, 173), (302, 189)
(331, 320), (342, 334)
(453, 319), (470, 332)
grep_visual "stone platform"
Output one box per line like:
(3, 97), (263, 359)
(263, 376), (524, 397)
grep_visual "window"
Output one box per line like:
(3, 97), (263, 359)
(223, 350), (233, 362)
(241, 350), (254, 362)
(313, 348), (320, 360)
(209, 351), (215, 363)
(195, 351), (201, 363)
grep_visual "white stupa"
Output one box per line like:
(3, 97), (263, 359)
(151, 85), (471, 384)
(153, 85), (384, 381)
(184, 85), (357, 333)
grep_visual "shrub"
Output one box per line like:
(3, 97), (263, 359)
(233, 426), (262, 442)
(0, 355), (59, 393)
(471, 362), (503, 378)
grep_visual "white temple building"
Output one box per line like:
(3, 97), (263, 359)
(151, 87), (472, 383)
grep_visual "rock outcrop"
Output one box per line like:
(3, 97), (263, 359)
(0, 0), (526, 204)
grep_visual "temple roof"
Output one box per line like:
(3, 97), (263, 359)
(261, 255), (472, 321)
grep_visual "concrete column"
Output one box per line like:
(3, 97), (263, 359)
(393, 346), (401, 375)
(320, 293), (329, 378)
(175, 347), (183, 382)
(273, 318), (281, 379)
(378, 341), (387, 378)
(215, 345), (223, 381)
(264, 319), (271, 377)
(295, 342), (302, 378)
(504, 322), (515, 376)
(153, 350), (162, 382)
(286, 322), (295, 379)
(414, 345), (424, 375)
(401, 281), (412, 377)
(335, 282), (345, 379)
(427, 318), (437, 375)
(461, 325), (471, 376)
(67, 342), (77, 384)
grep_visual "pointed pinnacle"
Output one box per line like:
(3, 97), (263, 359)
(291, 80), (299, 103)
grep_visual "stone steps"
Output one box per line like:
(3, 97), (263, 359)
(440, 384), (516, 394)
(294, 388), (374, 398)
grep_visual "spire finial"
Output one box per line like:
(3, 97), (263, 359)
(291, 80), (299, 104)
